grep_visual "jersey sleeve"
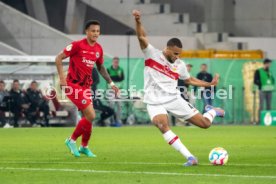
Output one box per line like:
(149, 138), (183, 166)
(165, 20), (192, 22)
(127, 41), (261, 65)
(142, 44), (155, 59)
(63, 41), (79, 57)
(179, 61), (191, 80)
(96, 46), (104, 65)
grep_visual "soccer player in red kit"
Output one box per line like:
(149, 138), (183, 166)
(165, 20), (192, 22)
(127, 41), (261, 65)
(55, 20), (119, 157)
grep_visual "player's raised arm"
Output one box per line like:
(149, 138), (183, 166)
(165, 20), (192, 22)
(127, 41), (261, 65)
(185, 74), (220, 87)
(132, 10), (148, 50)
(55, 51), (68, 88)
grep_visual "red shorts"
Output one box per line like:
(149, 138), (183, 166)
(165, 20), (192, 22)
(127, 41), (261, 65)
(65, 82), (92, 110)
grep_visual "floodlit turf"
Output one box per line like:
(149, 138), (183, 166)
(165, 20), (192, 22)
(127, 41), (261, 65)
(0, 126), (276, 184)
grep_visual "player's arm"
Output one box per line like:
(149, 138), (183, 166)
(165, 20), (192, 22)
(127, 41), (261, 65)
(96, 63), (119, 97)
(132, 10), (148, 50)
(55, 52), (68, 88)
(96, 63), (112, 83)
(185, 74), (219, 87)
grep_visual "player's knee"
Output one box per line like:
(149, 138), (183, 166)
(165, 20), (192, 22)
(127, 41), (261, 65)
(152, 120), (160, 128)
(157, 125), (169, 133)
(84, 113), (95, 122)
(152, 119), (169, 133)
(155, 122), (167, 130)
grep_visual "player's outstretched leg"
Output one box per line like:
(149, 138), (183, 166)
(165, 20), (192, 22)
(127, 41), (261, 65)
(65, 104), (96, 157)
(205, 105), (225, 118)
(65, 117), (89, 157)
(152, 114), (198, 166)
(79, 121), (97, 157)
(187, 105), (225, 129)
(79, 104), (97, 157)
(65, 117), (91, 157)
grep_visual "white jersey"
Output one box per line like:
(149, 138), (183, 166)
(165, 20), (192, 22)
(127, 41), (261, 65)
(142, 44), (190, 104)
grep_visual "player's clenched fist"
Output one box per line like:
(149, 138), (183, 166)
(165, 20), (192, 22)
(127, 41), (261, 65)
(211, 73), (220, 86)
(132, 10), (141, 20)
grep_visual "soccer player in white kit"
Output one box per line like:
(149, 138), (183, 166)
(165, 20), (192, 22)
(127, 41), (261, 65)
(132, 10), (225, 166)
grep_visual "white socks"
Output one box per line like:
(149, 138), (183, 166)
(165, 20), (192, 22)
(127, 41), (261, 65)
(69, 138), (76, 143)
(163, 130), (193, 159)
(203, 109), (216, 122)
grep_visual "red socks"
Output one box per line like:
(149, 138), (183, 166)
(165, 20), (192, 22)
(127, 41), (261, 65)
(81, 120), (92, 147)
(71, 117), (92, 147)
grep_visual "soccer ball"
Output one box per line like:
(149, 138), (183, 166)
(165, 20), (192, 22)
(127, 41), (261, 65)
(209, 147), (229, 165)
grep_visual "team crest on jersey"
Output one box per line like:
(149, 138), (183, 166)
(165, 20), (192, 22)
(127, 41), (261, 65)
(81, 99), (87, 104)
(172, 65), (178, 72)
(95, 52), (100, 58)
(66, 44), (72, 51)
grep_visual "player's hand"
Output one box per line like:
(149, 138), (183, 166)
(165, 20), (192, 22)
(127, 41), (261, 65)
(132, 9), (141, 20)
(210, 74), (219, 86)
(111, 85), (120, 98)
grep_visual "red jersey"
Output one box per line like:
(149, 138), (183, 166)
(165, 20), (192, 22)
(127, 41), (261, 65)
(63, 38), (104, 88)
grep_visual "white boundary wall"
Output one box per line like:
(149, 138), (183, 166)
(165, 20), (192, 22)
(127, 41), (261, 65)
(229, 37), (276, 59)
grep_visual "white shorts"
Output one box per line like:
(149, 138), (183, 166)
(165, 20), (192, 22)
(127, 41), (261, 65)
(146, 98), (199, 121)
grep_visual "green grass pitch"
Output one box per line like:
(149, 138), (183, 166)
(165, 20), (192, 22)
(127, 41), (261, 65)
(0, 126), (276, 184)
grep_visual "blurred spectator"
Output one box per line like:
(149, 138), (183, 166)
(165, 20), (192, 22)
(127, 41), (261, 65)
(254, 59), (275, 112)
(195, 64), (215, 112)
(9, 79), (28, 127)
(0, 80), (10, 127)
(107, 57), (124, 125)
(92, 68), (114, 127)
(25, 81), (50, 127)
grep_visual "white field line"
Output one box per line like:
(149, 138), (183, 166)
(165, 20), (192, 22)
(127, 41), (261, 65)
(0, 161), (276, 167)
(0, 167), (276, 179)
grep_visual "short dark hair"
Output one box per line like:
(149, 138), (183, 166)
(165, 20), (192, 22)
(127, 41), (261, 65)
(31, 80), (37, 85)
(13, 79), (19, 83)
(201, 63), (207, 67)
(85, 20), (100, 30)
(0, 80), (5, 84)
(113, 57), (119, 61)
(167, 38), (182, 48)
(263, 58), (272, 64)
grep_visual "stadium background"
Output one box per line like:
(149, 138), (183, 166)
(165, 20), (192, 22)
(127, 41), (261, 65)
(99, 58), (276, 124)
(1, 0), (276, 125)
